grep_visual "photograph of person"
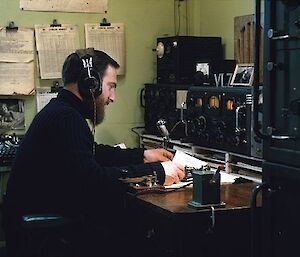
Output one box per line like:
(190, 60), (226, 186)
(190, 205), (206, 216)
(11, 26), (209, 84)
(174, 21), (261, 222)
(194, 62), (210, 85)
(230, 64), (254, 86)
(0, 99), (24, 130)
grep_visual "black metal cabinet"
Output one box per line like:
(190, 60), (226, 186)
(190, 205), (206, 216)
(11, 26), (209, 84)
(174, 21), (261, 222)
(260, 1), (300, 257)
(262, 162), (300, 257)
(263, 0), (300, 165)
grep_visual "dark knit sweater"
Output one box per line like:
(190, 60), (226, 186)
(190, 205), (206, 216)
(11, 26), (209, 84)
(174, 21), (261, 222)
(6, 89), (165, 218)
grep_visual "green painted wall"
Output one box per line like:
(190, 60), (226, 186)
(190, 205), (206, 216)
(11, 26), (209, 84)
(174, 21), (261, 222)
(0, 0), (253, 147)
(188, 0), (254, 58)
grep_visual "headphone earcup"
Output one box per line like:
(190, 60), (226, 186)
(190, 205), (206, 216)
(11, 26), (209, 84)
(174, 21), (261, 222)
(78, 67), (102, 99)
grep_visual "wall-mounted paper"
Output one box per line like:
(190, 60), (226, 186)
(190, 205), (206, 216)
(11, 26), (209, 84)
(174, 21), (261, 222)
(0, 27), (34, 95)
(20, 0), (108, 13)
(85, 23), (126, 75)
(36, 87), (58, 113)
(35, 24), (80, 79)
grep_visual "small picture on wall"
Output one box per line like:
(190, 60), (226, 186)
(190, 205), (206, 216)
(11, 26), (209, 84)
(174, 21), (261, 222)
(195, 62), (210, 85)
(230, 63), (254, 86)
(0, 99), (25, 130)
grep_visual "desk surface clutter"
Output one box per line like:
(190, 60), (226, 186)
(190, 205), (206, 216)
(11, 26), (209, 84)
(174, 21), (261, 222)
(130, 182), (258, 214)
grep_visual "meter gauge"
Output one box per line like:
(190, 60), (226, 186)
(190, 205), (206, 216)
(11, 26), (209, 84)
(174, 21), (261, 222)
(208, 95), (220, 109)
(195, 97), (203, 108)
(226, 99), (234, 111)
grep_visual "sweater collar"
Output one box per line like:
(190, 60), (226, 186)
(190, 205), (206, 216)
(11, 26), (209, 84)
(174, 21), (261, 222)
(57, 89), (92, 119)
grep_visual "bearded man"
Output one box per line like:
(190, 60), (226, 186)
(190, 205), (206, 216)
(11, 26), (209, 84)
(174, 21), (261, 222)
(5, 48), (184, 257)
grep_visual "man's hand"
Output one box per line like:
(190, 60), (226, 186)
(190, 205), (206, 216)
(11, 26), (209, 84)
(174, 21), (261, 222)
(161, 161), (185, 186)
(144, 148), (174, 163)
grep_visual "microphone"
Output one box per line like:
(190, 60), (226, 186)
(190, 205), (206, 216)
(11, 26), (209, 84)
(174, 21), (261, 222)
(156, 119), (170, 140)
(156, 119), (170, 149)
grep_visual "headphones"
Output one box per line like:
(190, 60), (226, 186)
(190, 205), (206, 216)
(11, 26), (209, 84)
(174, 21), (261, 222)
(76, 48), (102, 99)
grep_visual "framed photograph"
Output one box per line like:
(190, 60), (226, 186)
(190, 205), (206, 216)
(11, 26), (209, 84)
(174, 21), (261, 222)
(194, 62), (210, 85)
(230, 63), (254, 86)
(0, 99), (25, 130)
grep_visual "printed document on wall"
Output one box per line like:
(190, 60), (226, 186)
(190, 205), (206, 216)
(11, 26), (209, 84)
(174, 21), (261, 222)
(85, 23), (126, 75)
(20, 0), (108, 13)
(36, 87), (58, 113)
(0, 27), (34, 95)
(35, 24), (80, 79)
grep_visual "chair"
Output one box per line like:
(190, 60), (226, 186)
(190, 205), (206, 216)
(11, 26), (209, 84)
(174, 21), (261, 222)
(20, 214), (83, 257)
(2, 194), (84, 257)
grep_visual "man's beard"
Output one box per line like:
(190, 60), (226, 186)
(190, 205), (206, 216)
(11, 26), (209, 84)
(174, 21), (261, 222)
(94, 95), (105, 125)
(84, 95), (106, 126)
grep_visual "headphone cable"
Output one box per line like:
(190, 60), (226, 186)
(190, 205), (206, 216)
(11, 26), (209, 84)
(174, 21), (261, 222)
(90, 89), (96, 156)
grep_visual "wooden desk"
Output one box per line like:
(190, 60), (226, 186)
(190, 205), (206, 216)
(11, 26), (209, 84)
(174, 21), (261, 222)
(125, 182), (261, 257)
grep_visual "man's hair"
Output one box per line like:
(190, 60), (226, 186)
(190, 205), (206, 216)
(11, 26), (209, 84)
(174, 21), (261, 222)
(62, 49), (120, 86)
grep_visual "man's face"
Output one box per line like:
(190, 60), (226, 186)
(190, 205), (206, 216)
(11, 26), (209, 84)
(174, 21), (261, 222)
(94, 65), (117, 125)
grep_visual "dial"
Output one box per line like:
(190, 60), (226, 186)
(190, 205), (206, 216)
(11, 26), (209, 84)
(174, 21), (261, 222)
(196, 97), (203, 107)
(156, 42), (164, 58)
(208, 95), (220, 109)
(226, 99), (234, 110)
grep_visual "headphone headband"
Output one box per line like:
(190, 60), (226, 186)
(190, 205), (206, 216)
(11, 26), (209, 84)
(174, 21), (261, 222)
(75, 48), (95, 59)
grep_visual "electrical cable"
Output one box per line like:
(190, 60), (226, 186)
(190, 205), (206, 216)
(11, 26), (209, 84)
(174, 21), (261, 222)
(176, 1), (181, 35)
(90, 89), (96, 156)
(169, 120), (188, 137)
(169, 102), (188, 137)
(173, 0), (176, 35)
(185, 0), (188, 35)
(131, 126), (145, 138)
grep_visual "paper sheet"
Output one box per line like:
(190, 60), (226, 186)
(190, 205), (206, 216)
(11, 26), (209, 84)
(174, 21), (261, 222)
(35, 24), (80, 79)
(170, 151), (240, 186)
(165, 171), (239, 189)
(220, 171), (239, 184)
(0, 27), (34, 62)
(20, 0), (108, 13)
(0, 62), (34, 95)
(173, 150), (208, 169)
(0, 27), (35, 95)
(36, 88), (58, 112)
(165, 180), (193, 189)
(85, 23), (126, 75)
